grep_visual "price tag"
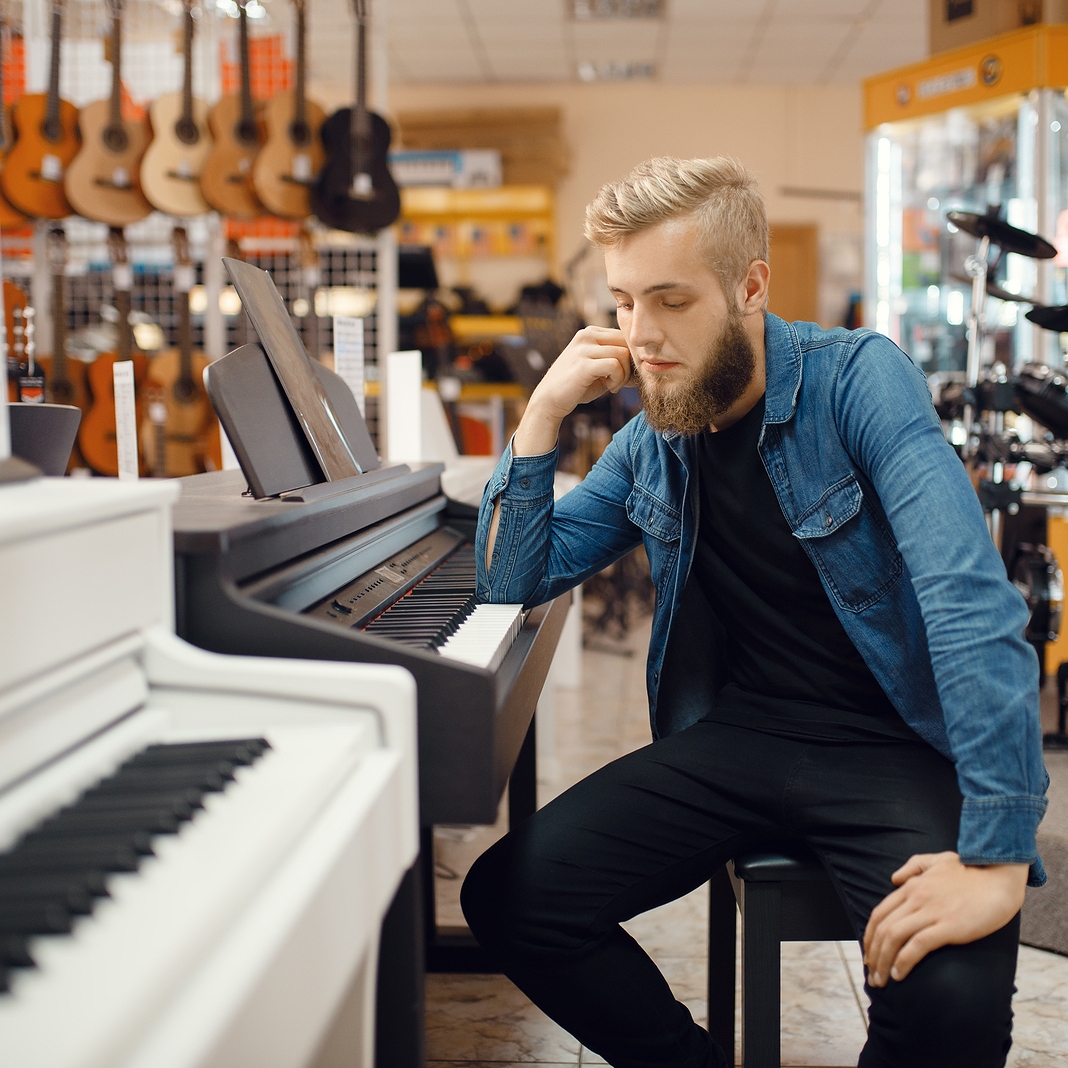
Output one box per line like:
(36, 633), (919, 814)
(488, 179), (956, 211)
(333, 316), (365, 416)
(174, 263), (195, 293)
(113, 263), (133, 292)
(113, 361), (139, 481)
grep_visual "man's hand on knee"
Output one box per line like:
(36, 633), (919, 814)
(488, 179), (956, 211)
(862, 851), (1027, 988)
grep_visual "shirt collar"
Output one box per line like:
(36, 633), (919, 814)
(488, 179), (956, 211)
(762, 312), (802, 425)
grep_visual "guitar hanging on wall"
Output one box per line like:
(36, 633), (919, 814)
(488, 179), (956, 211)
(65, 0), (153, 226)
(312, 0), (399, 235)
(0, 16), (26, 229)
(140, 0), (213, 217)
(200, 0), (264, 218)
(79, 227), (149, 476)
(141, 226), (216, 476)
(2, 0), (80, 220)
(251, 0), (325, 219)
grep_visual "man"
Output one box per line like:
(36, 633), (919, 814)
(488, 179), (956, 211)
(461, 157), (1048, 1068)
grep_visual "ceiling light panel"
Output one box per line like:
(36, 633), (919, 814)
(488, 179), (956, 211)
(571, 0), (664, 19)
(577, 59), (657, 80)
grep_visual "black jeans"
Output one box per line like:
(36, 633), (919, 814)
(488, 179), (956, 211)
(461, 720), (1020, 1068)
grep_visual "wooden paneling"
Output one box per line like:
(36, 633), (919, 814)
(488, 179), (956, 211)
(768, 224), (819, 325)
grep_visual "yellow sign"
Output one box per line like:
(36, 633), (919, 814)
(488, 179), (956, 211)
(865, 24), (1068, 129)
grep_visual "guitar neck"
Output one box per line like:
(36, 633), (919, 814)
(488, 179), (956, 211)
(109, 9), (123, 130)
(45, 8), (63, 137)
(181, 3), (194, 128)
(239, 5), (253, 127)
(178, 285), (193, 381)
(51, 268), (68, 379)
(350, 15), (368, 175)
(115, 289), (132, 361)
(294, 4), (306, 130)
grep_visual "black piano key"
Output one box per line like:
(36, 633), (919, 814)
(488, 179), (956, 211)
(0, 901), (73, 935)
(88, 768), (230, 793)
(0, 885), (94, 916)
(37, 808), (183, 836)
(18, 831), (157, 857)
(0, 873), (110, 900)
(134, 738), (270, 760)
(0, 844), (141, 876)
(1, 935), (34, 968)
(75, 790), (204, 814)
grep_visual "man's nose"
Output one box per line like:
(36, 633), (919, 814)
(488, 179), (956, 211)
(627, 303), (663, 353)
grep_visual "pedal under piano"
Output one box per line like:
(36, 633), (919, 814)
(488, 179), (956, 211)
(170, 260), (569, 982)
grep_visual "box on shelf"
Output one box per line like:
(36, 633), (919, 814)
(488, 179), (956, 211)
(930, 0), (1068, 54)
(388, 149), (503, 189)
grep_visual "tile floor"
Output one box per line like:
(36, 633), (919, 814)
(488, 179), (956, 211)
(427, 616), (1068, 1067)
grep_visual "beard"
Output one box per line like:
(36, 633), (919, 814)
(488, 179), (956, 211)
(634, 310), (757, 436)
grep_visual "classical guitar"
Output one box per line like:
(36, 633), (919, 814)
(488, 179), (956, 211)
(65, 0), (152, 227)
(2, 0), (79, 220)
(4, 278), (27, 401)
(36, 228), (88, 468)
(251, 0), (324, 219)
(200, 1), (263, 218)
(140, 0), (212, 217)
(0, 19), (26, 229)
(312, 0), (399, 235)
(79, 228), (149, 476)
(141, 226), (216, 477)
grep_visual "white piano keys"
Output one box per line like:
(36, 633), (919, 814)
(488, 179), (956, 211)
(437, 603), (525, 672)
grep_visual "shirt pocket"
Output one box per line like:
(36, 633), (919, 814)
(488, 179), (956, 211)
(792, 474), (903, 613)
(626, 484), (682, 543)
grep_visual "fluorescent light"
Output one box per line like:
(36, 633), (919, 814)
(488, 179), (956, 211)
(572, 0), (664, 19)
(577, 60), (656, 81)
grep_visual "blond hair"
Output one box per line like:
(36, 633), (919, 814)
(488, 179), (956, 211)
(584, 156), (769, 297)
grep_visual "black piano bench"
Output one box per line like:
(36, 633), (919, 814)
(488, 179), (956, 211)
(706, 847), (857, 1068)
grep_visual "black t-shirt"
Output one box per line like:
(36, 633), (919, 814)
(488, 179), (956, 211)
(692, 395), (917, 743)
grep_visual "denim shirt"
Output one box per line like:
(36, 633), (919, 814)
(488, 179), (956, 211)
(477, 313), (1049, 885)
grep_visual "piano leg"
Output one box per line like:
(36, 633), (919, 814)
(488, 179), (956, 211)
(374, 863), (427, 1068)
(424, 715), (537, 974)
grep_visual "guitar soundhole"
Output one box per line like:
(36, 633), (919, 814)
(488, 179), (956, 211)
(175, 118), (200, 147)
(41, 118), (62, 144)
(173, 378), (196, 403)
(236, 119), (258, 147)
(103, 125), (129, 153)
(289, 120), (310, 148)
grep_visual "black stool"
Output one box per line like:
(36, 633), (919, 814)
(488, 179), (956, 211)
(707, 847), (857, 1068)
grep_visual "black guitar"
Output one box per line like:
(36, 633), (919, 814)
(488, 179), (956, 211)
(312, 0), (399, 234)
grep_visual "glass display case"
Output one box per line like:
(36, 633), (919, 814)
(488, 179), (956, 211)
(864, 25), (1068, 378)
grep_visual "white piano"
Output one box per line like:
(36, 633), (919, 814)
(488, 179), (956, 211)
(0, 478), (419, 1068)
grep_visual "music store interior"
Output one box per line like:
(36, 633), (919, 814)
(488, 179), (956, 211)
(6, 0), (1068, 1065)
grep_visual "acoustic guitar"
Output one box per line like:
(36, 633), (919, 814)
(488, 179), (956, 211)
(4, 278), (27, 401)
(140, 0), (212, 217)
(200, 1), (263, 218)
(250, 0), (324, 219)
(141, 226), (216, 477)
(36, 228), (88, 468)
(0, 19), (26, 229)
(65, 0), (152, 227)
(2, 0), (79, 220)
(312, 0), (399, 235)
(79, 227), (149, 476)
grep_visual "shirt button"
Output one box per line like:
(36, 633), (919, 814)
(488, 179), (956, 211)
(825, 511), (833, 528)
(520, 477), (530, 489)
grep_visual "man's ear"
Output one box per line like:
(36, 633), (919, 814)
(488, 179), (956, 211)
(738, 260), (770, 314)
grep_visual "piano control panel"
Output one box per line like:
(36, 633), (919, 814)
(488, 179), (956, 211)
(306, 526), (467, 629)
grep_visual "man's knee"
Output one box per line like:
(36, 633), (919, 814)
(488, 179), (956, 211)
(862, 923), (1019, 1068)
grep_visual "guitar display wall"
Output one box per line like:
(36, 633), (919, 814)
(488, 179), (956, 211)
(1, 0), (397, 458)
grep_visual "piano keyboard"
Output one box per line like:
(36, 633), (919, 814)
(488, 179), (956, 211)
(0, 720), (378, 1066)
(0, 738), (269, 995)
(308, 536), (524, 671)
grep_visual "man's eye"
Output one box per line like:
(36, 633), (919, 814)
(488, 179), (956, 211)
(664, 301), (686, 309)
(616, 302), (633, 311)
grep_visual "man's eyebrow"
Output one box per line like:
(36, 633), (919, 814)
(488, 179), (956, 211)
(607, 282), (695, 296)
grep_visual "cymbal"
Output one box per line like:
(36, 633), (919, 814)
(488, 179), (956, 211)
(1026, 305), (1068, 331)
(946, 210), (1057, 259)
(948, 273), (1045, 304)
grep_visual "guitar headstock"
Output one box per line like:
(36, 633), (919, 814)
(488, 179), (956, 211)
(46, 225), (68, 272)
(172, 225), (191, 268)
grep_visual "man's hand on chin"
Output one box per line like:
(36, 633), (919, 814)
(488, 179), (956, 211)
(862, 851), (1028, 988)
